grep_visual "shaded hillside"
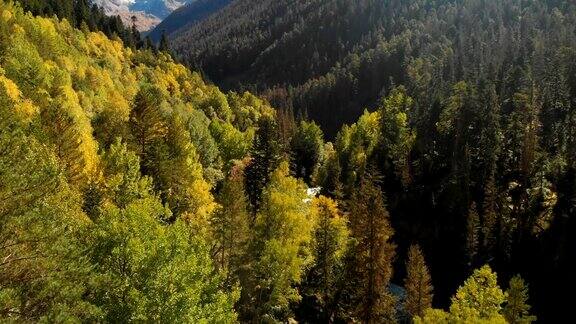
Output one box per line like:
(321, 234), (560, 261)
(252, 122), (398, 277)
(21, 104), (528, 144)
(170, 0), (576, 137)
(148, 0), (232, 43)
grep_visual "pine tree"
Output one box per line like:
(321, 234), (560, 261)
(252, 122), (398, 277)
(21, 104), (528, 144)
(378, 86), (416, 187)
(42, 83), (99, 188)
(404, 244), (433, 318)
(211, 163), (251, 287)
(466, 202), (480, 267)
(503, 275), (536, 324)
(244, 116), (282, 213)
(302, 195), (349, 321)
(482, 172), (498, 259)
(290, 120), (325, 183)
(129, 84), (168, 174)
(157, 115), (216, 223)
(346, 171), (396, 323)
(159, 30), (170, 53)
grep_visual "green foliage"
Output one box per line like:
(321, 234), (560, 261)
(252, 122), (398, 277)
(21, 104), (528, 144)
(301, 196), (349, 321)
(244, 116), (282, 212)
(90, 197), (238, 323)
(466, 202), (481, 267)
(211, 164), (251, 287)
(414, 265), (508, 324)
(290, 120), (325, 183)
(335, 110), (381, 191)
(0, 127), (101, 322)
(101, 138), (154, 208)
(0, 2), (273, 321)
(241, 162), (314, 321)
(449, 265), (506, 322)
(378, 86), (416, 186)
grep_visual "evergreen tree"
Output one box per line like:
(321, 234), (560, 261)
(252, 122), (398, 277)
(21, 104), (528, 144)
(145, 35), (157, 54)
(290, 120), (325, 183)
(466, 202), (481, 267)
(244, 116), (282, 213)
(211, 163), (251, 287)
(159, 30), (170, 53)
(301, 195), (349, 322)
(378, 86), (416, 187)
(404, 244), (433, 318)
(503, 275), (536, 324)
(345, 171), (396, 323)
(156, 115), (216, 223)
(482, 172), (498, 259)
(129, 84), (168, 174)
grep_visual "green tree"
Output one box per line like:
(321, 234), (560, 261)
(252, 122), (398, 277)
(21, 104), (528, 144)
(0, 127), (101, 322)
(90, 197), (238, 323)
(244, 116), (282, 213)
(241, 162), (314, 321)
(378, 86), (416, 186)
(302, 195), (349, 321)
(482, 173), (498, 259)
(156, 115), (216, 224)
(466, 202), (481, 267)
(159, 30), (170, 53)
(404, 244), (433, 318)
(101, 138), (154, 208)
(449, 265), (506, 322)
(211, 164), (251, 287)
(290, 120), (325, 183)
(346, 172), (396, 323)
(503, 275), (536, 324)
(129, 84), (168, 174)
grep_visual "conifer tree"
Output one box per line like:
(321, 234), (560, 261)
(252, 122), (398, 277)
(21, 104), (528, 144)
(290, 120), (325, 183)
(211, 163), (251, 287)
(244, 116), (282, 213)
(159, 30), (170, 53)
(404, 244), (433, 318)
(466, 202), (480, 267)
(42, 82), (99, 188)
(482, 172), (498, 259)
(302, 195), (349, 321)
(346, 171), (396, 323)
(157, 115), (216, 223)
(503, 275), (536, 324)
(378, 86), (416, 187)
(129, 84), (168, 174)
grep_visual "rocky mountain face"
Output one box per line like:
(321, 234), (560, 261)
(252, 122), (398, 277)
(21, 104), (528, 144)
(93, 0), (193, 31)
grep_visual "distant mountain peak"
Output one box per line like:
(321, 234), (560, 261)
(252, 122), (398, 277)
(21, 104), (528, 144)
(94, 0), (194, 31)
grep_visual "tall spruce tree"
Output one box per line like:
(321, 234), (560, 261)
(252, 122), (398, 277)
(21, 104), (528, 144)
(244, 116), (281, 213)
(301, 195), (349, 322)
(466, 202), (481, 267)
(346, 171), (396, 323)
(211, 163), (251, 287)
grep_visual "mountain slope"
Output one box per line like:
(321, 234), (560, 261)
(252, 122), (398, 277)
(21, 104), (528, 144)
(170, 0), (576, 137)
(148, 0), (232, 43)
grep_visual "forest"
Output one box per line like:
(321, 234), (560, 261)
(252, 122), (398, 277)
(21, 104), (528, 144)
(1, 0), (573, 323)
